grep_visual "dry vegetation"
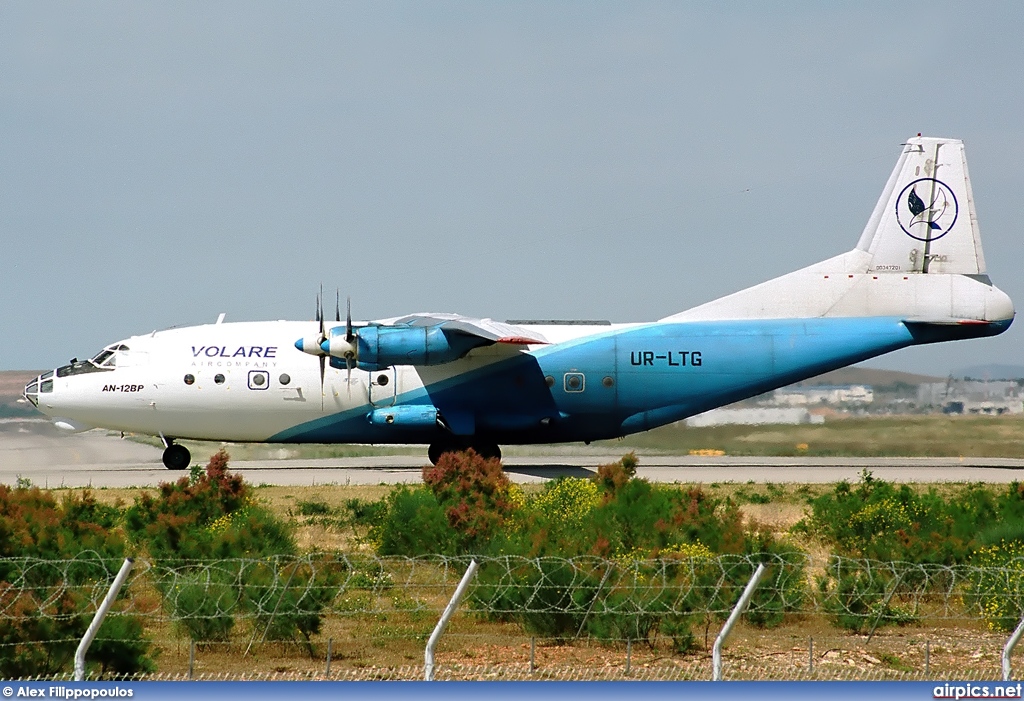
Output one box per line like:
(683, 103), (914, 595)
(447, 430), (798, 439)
(47, 480), (1021, 680)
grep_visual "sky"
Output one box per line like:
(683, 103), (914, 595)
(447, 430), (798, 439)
(2, 2), (1023, 376)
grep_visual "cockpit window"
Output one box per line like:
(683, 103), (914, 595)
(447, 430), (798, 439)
(57, 344), (125, 377)
(91, 349), (115, 367)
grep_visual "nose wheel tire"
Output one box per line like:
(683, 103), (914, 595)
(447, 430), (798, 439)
(162, 444), (191, 470)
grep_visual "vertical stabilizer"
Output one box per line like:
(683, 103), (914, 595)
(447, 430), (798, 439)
(857, 136), (986, 275)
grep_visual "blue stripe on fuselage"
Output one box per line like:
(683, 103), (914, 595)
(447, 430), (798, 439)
(268, 316), (1008, 444)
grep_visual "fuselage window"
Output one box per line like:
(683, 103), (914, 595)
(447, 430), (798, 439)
(184, 374), (195, 385)
(214, 374), (226, 384)
(376, 374), (389, 386)
(564, 373), (585, 393)
(279, 373), (291, 385)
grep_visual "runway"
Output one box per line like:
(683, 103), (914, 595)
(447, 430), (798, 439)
(3, 419), (1024, 489)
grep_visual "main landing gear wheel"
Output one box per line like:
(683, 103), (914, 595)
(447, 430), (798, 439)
(162, 443), (191, 470)
(427, 441), (502, 465)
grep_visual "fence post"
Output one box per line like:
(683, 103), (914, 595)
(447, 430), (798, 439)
(74, 558), (134, 681)
(1003, 615), (1024, 680)
(712, 563), (766, 681)
(424, 559), (479, 681)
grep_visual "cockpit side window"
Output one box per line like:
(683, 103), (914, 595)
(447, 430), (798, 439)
(91, 350), (115, 367)
(57, 344), (126, 377)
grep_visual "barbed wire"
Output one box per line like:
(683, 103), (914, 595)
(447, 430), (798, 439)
(3, 553), (1023, 628)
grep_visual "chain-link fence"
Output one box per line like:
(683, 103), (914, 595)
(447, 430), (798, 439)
(2, 553), (1023, 680)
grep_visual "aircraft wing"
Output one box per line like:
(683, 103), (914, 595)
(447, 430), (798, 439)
(377, 313), (548, 345)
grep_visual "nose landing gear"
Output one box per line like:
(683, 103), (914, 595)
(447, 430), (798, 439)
(161, 442), (191, 470)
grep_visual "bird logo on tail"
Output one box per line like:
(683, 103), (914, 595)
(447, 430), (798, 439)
(896, 178), (958, 241)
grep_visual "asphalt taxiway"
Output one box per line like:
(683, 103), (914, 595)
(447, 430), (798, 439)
(3, 420), (1024, 489)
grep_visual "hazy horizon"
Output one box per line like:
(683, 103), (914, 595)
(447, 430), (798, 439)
(4, 3), (1023, 375)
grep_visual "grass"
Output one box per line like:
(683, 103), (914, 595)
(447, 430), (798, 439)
(119, 414), (1024, 461)
(607, 414), (1024, 458)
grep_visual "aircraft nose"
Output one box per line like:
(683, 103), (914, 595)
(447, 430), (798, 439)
(23, 375), (40, 407)
(23, 371), (53, 408)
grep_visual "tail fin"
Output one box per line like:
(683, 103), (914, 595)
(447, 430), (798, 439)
(665, 135), (1012, 324)
(857, 136), (986, 276)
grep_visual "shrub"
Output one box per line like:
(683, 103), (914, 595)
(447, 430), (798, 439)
(594, 452), (638, 497)
(0, 485), (153, 677)
(965, 541), (1024, 632)
(162, 568), (239, 646)
(422, 449), (516, 550)
(125, 449), (295, 561)
(798, 471), (1018, 565)
(817, 558), (918, 632)
(373, 486), (459, 556)
(240, 557), (344, 656)
(473, 454), (806, 644)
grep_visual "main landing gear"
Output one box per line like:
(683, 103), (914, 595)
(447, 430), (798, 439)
(161, 441), (191, 470)
(427, 440), (501, 465)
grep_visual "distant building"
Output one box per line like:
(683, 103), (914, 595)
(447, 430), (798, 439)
(918, 380), (1024, 414)
(771, 384), (874, 406)
(685, 407), (825, 427)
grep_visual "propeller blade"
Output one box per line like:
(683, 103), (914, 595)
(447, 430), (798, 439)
(346, 296), (354, 343)
(346, 357), (353, 397)
(335, 290), (341, 323)
(318, 285), (325, 341)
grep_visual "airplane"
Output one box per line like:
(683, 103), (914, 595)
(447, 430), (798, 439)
(23, 136), (1014, 470)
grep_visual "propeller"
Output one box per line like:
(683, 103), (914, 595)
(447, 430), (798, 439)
(293, 286), (328, 404)
(344, 296), (355, 395)
(317, 287), (326, 395)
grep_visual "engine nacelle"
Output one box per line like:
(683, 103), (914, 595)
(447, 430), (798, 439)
(367, 405), (440, 427)
(325, 325), (484, 371)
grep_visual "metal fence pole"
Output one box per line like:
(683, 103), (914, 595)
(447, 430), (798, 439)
(712, 563), (766, 681)
(424, 559), (479, 681)
(1003, 615), (1024, 680)
(74, 558), (134, 681)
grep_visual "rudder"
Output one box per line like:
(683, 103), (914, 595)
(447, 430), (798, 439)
(856, 136), (986, 276)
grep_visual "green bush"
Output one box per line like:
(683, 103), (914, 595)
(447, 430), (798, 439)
(373, 486), (460, 556)
(817, 558), (918, 632)
(472, 455), (806, 644)
(125, 449), (288, 561)
(162, 568), (239, 646)
(238, 557), (343, 656)
(126, 451), (348, 650)
(798, 471), (1024, 565)
(965, 541), (1024, 632)
(0, 485), (154, 677)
